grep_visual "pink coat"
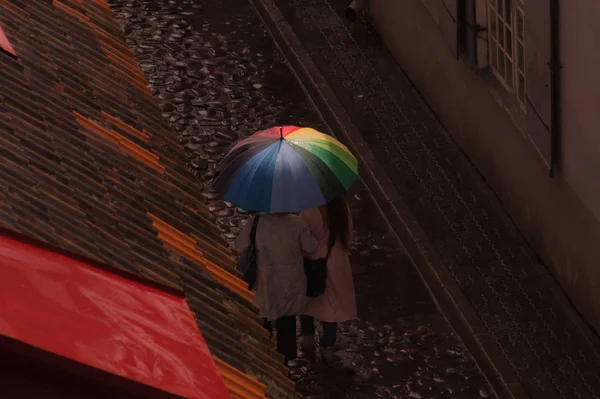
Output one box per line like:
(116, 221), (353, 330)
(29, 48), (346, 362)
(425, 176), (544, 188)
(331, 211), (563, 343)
(299, 206), (357, 323)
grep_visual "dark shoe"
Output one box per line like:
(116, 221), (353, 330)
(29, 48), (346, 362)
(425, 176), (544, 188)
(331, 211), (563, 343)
(332, 335), (351, 351)
(301, 334), (316, 353)
(321, 347), (341, 365)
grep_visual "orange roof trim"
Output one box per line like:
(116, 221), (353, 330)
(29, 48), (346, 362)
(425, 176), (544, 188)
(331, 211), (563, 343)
(214, 356), (267, 399)
(53, 0), (90, 23)
(0, 25), (16, 57)
(101, 112), (151, 142)
(148, 213), (254, 303)
(74, 112), (165, 174)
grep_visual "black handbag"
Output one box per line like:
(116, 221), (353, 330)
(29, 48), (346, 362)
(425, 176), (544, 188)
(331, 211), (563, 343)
(304, 246), (330, 298)
(237, 215), (260, 290)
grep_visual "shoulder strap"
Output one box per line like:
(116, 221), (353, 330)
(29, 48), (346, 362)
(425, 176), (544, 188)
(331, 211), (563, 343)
(317, 207), (332, 259)
(250, 214), (260, 246)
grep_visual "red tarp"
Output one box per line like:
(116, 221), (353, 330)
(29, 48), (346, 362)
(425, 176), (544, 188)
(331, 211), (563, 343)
(0, 26), (16, 56)
(0, 235), (231, 399)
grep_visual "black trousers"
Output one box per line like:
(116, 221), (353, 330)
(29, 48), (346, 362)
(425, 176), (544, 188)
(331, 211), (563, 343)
(263, 317), (272, 335)
(266, 316), (297, 364)
(300, 315), (338, 348)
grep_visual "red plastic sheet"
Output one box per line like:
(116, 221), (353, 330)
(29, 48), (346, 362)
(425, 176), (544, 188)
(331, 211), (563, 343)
(0, 26), (16, 56)
(0, 235), (231, 399)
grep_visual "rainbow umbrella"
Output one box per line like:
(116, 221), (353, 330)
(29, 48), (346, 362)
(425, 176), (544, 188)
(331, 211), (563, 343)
(213, 126), (358, 213)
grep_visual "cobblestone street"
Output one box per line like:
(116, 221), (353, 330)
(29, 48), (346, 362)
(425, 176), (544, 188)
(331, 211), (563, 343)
(109, 0), (492, 397)
(260, 0), (600, 397)
(289, 181), (491, 398)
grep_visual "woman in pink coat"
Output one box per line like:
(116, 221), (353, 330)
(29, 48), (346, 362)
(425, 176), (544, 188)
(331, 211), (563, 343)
(299, 196), (357, 363)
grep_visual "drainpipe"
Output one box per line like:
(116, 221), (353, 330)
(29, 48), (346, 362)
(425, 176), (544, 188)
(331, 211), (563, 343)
(346, 0), (368, 22)
(549, 0), (560, 177)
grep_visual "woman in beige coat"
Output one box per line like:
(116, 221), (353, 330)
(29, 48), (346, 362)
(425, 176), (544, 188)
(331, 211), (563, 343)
(236, 213), (317, 365)
(299, 197), (357, 362)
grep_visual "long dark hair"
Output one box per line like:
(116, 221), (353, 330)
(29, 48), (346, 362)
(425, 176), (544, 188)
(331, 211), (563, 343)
(321, 196), (350, 250)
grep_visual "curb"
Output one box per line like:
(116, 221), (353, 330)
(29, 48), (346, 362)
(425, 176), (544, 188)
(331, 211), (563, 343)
(248, 0), (529, 397)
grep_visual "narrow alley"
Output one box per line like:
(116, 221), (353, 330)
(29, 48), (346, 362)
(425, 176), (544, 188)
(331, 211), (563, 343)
(109, 0), (492, 397)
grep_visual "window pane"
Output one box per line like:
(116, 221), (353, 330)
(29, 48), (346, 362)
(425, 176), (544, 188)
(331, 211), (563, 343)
(506, 58), (514, 86)
(490, 10), (497, 39)
(499, 51), (506, 80)
(517, 42), (524, 71)
(517, 9), (524, 40)
(490, 40), (498, 70)
(498, 17), (505, 48)
(505, 0), (512, 26)
(491, 0), (498, 11)
(518, 73), (526, 103)
(506, 28), (512, 56)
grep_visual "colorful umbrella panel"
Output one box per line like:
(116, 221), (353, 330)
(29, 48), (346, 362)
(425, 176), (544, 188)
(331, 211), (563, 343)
(213, 126), (358, 213)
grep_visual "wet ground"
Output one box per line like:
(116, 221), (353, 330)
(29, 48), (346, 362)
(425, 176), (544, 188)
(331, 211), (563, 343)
(290, 183), (491, 399)
(109, 0), (492, 397)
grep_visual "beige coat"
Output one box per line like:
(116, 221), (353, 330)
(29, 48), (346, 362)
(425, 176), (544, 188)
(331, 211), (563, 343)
(300, 206), (357, 323)
(236, 214), (317, 321)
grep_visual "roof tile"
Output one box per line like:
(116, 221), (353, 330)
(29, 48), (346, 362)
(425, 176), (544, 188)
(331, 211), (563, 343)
(0, 1), (300, 397)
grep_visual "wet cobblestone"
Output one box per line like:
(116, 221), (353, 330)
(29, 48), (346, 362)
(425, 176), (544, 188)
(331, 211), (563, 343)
(110, 0), (325, 238)
(272, 0), (600, 397)
(110, 0), (492, 397)
(293, 185), (492, 398)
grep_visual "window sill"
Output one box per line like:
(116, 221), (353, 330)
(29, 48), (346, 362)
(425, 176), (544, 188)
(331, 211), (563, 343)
(477, 68), (527, 137)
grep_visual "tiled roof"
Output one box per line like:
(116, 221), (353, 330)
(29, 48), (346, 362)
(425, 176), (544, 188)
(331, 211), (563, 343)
(0, 1), (299, 398)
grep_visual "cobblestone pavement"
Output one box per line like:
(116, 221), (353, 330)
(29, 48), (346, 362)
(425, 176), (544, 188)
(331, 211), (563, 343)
(270, 0), (600, 398)
(109, 0), (492, 397)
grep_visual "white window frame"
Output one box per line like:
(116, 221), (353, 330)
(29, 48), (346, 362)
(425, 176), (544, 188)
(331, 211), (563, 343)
(488, 0), (526, 110)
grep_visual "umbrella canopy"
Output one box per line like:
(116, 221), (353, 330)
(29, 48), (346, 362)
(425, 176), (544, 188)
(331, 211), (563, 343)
(213, 126), (358, 213)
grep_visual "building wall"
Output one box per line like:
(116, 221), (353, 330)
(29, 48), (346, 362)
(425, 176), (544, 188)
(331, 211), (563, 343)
(560, 1), (600, 223)
(368, 0), (600, 332)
